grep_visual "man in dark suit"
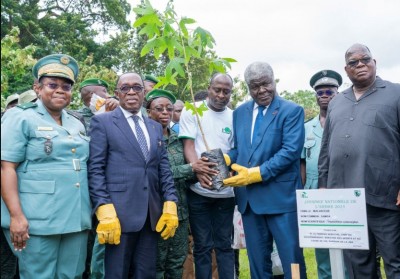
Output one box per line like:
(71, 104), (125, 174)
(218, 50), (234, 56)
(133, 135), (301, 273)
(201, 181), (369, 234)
(223, 62), (306, 278)
(88, 72), (178, 278)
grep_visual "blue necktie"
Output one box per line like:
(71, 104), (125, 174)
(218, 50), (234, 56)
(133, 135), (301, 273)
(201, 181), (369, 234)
(132, 115), (149, 160)
(252, 106), (265, 144)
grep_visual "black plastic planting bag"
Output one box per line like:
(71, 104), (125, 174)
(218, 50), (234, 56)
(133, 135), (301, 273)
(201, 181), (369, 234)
(201, 148), (230, 191)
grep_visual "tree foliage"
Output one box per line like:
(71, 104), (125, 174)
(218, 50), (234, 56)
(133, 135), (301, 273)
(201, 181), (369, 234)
(281, 90), (319, 120)
(1, 27), (37, 97)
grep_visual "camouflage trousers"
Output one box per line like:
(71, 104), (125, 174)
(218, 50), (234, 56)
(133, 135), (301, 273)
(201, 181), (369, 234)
(156, 219), (189, 279)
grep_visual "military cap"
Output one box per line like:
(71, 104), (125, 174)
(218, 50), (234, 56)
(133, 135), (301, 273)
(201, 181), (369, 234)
(18, 90), (38, 105)
(5, 93), (20, 107)
(146, 89), (176, 104)
(144, 74), (159, 84)
(32, 54), (79, 84)
(310, 70), (342, 89)
(79, 78), (109, 90)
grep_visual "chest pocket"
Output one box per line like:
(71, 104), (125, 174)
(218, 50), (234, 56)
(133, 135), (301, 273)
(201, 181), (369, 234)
(34, 130), (60, 139)
(304, 139), (316, 159)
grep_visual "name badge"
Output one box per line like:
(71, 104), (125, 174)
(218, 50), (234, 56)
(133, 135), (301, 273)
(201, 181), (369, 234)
(38, 126), (54, 131)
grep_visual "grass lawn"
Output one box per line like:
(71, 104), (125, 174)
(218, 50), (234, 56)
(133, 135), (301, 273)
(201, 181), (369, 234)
(238, 248), (387, 278)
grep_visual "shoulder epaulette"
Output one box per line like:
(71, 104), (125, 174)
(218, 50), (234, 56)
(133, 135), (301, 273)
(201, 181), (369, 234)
(16, 102), (38, 110)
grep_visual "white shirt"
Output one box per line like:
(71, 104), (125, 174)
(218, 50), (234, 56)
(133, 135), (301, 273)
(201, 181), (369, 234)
(119, 107), (150, 151)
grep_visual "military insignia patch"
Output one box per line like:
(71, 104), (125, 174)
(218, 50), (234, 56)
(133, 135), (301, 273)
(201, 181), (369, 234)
(60, 56), (70, 65)
(44, 138), (53, 155)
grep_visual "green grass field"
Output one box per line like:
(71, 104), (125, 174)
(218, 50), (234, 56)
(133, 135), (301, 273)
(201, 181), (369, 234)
(238, 248), (386, 278)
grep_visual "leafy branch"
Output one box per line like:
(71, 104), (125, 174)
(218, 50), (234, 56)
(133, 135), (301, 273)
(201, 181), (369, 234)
(133, 0), (236, 150)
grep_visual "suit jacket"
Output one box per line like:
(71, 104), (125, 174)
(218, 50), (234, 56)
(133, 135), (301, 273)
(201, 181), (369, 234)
(88, 107), (177, 232)
(228, 96), (305, 214)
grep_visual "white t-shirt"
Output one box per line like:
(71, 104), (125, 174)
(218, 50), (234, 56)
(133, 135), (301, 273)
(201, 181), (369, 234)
(179, 101), (234, 198)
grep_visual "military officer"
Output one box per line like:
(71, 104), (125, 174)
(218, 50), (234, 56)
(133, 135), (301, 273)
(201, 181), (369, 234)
(145, 89), (212, 279)
(1, 53), (92, 279)
(76, 78), (118, 134)
(300, 69), (345, 279)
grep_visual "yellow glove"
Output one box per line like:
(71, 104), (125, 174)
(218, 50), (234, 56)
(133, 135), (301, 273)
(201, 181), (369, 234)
(156, 201), (179, 240)
(223, 164), (262, 187)
(95, 204), (121, 245)
(223, 154), (231, 166)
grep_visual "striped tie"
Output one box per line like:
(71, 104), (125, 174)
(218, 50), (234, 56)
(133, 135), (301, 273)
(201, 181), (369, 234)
(132, 115), (149, 160)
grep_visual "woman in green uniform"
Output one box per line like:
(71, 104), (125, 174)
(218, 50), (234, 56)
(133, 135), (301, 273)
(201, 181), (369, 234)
(1, 54), (91, 278)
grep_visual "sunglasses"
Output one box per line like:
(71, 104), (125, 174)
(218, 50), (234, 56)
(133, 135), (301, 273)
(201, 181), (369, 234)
(347, 57), (371, 68)
(118, 85), (144, 94)
(316, 89), (335, 97)
(42, 82), (72, 92)
(151, 106), (174, 113)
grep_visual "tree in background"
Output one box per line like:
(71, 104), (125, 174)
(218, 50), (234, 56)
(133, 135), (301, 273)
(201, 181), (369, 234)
(1, 27), (37, 107)
(281, 90), (319, 120)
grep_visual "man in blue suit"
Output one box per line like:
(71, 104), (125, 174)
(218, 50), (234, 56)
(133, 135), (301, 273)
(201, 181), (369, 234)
(88, 72), (178, 278)
(224, 62), (307, 278)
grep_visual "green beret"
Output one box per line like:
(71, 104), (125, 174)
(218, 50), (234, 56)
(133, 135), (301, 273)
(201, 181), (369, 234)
(146, 89), (176, 104)
(144, 74), (159, 84)
(5, 93), (19, 107)
(79, 78), (109, 90)
(310, 70), (342, 89)
(18, 90), (38, 105)
(32, 54), (79, 84)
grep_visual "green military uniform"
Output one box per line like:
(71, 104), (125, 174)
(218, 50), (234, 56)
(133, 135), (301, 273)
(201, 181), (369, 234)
(75, 106), (94, 132)
(156, 128), (193, 279)
(1, 100), (92, 278)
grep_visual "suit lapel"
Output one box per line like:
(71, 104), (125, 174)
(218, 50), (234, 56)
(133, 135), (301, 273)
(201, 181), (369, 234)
(243, 101), (254, 151)
(250, 96), (280, 154)
(112, 108), (146, 161)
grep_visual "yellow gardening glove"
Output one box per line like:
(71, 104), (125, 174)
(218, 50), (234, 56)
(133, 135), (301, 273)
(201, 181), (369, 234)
(156, 201), (179, 240)
(223, 154), (231, 166)
(95, 204), (121, 245)
(223, 164), (262, 187)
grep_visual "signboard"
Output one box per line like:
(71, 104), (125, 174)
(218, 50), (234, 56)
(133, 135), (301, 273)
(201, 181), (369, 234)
(296, 188), (369, 250)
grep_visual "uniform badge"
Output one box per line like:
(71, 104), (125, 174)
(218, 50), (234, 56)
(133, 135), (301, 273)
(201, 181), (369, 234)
(44, 137), (53, 155)
(60, 56), (70, 65)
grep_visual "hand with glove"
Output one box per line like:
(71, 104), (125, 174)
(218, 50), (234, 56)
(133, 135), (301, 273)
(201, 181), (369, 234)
(223, 163), (262, 187)
(95, 204), (121, 245)
(156, 201), (179, 240)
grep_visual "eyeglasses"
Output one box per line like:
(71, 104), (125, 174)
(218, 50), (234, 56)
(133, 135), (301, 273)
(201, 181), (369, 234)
(211, 87), (232, 95)
(151, 106), (174, 113)
(347, 57), (371, 68)
(42, 82), (72, 92)
(118, 85), (144, 94)
(316, 89), (336, 97)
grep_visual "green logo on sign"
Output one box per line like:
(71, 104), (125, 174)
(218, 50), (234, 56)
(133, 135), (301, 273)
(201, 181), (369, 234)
(301, 192), (308, 198)
(354, 190), (361, 197)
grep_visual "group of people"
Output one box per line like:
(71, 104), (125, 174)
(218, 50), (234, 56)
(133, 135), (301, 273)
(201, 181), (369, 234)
(1, 42), (399, 279)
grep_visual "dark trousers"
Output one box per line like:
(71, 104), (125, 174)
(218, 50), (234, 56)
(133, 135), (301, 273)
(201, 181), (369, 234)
(104, 217), (158, 279)
(241, 207), (307, 279)
(1, 229), (17, 279)
(187, 189), (235, 279)
(344, 205), (400, 279)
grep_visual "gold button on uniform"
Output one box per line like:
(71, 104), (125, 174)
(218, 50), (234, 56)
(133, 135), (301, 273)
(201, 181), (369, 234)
(68, 135), (73, 139)
(71, 148), (76, 153)
(75, 183), (80, 187)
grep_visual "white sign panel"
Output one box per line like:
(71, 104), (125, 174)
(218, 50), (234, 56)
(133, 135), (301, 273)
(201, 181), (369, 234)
(296, 188), (369, 250)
